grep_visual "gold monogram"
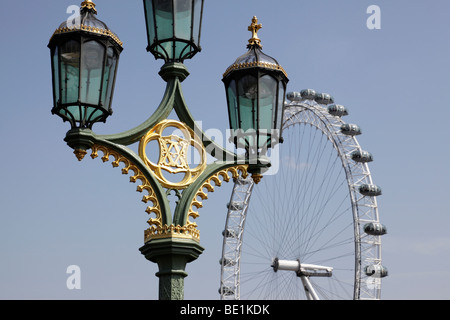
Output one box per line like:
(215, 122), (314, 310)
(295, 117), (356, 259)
(139, 120), (207, 189)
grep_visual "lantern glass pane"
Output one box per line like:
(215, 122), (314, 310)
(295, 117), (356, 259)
(237, 75), (258, 132)
(80, 40), (105, 105)
(154, 0), (174, 40)
(174, 0), (192, 40)
(102, 47), (118, 109)
(227, 79), (238, 130)
(175, 42), (190, 59)
(258, 75), (277, 132)
(192, 0), (202, 44)
(158, 42), (173, 59)
(52, 46), (60, 105)
(237, 75), (258, 149)
(85, 106), (104, 123)
(276, 80), (286, 134)
(144, 0), (156, 44)
(60, 40), (80, 104)
(66, 105), (81, 121)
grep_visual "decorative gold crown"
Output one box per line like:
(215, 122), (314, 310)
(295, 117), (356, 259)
(81, 0), (97, 14)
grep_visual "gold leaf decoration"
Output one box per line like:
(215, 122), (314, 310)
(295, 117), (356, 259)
(187, 165), (249, 229)
(89, 144), (162, 228)
(144, 224), (200, 243)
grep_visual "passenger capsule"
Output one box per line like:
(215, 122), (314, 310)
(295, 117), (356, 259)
(300, 89), (317, 100)
(341, 123), (362, 136)
(219, 258), (236, 266)
(314, 92), (334, 105)
(351, 150), (373, 163)
(328, 104), (349, 117)
(222, 229), (238, 238)
(219, 286), (235, 296)
(287, 91), (302, 102)
(364, 222), (387, 236)
(359, 184), (382, 197)
(227, 201), (244, 210)
(364, 265), (388, 278)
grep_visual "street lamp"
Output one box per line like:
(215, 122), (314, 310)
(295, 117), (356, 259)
(223, 17), (288, 169)
(48, 1), (286, 300)
(48, 0), (123, 160)
(48, 0), (123, 130)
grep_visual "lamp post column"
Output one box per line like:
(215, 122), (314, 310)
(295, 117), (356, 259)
(140, 237), (204, 300)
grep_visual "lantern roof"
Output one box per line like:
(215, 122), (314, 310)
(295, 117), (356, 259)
(49, 0), (123, 49)
(223, 16), (287, 79)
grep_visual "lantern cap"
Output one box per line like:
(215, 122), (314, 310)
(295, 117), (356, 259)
(49, 1), (123, 49)
(81, 0), (97, 14)
(223, 16), (287, 79)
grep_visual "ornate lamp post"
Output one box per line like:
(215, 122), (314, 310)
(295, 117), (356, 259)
(48, 0), (287, 300)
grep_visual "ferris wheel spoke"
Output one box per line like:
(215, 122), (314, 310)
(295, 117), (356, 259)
(240, 269), (279, 299)
(301, 204), (354, 260)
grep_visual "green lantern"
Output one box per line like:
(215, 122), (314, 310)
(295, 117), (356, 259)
(48, 0), (123, 129)
(143, 0), (205, 62)
(223, 17), (289, 157)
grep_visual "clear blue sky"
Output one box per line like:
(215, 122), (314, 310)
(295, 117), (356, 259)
(1, 0), (450, 300)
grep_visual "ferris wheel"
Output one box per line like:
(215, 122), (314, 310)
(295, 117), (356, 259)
(219, 89), (388, 300)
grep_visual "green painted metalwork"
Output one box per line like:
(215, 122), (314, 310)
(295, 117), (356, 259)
(51, 2), (280, 301)
(140, 237), (204, 300)
(63, 61), (261, 300)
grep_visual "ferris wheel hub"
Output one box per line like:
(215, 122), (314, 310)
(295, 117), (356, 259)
(271, 258), (333, 277)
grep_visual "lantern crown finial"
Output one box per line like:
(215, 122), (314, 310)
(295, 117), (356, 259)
(248, 16), (262, 48)
(222, 15), (288, 80)
(81, 0), (97, 14)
